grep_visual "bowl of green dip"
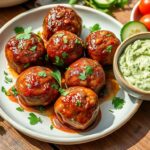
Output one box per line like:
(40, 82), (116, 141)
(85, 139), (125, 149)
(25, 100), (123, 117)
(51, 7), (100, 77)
(113, 32), (150, 101)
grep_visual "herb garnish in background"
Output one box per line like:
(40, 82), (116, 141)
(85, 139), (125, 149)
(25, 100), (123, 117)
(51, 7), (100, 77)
(16, 107), (24, 112)
(89, 23), (101, 32)
(112, 97), (125, 109)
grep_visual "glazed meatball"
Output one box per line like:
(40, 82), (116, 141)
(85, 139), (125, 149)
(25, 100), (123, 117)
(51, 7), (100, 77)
(65, 58), (105, 93)
(54, 87), (99, 130)
(42, 6), (82, 41)
(47, 30), (84, 67)
(16, 66), (59, 106)
(86, 30), (120, 65)
(5, 33), (45, 73)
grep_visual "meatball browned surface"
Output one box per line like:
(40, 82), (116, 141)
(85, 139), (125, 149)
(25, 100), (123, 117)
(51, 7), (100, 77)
(65, 58), (105, 93)
(47, 30), (84, 67)
(16, 66), (59, 106)
(5, 33), (45, 74)
(54, 87), (99, 130)
(86, 30), (120, 65)
(42, 6), (82, 41)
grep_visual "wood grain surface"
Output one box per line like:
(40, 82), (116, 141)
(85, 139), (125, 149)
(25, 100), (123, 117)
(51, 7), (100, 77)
(0, 0), (150, 150)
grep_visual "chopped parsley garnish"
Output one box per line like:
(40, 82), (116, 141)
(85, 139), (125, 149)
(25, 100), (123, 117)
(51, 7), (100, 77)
(24, 63), (30, 68)
(16, 26), (32, 40)
(14, 27), (24, 34)
(54, 56), (64, 66)
(4, 71), (8, 76)
(106, 34), (112, 37)
(16, 107), (24, 112)
(51, 83), (59, 90)
(37, 106), (46, 113)
(51, 70), (62, 87)
(59, 88), (69, 96)
(50, 125), (54, 130)
(106, 45), (113, 53)
(76, 100), (82, 107)
(57, 33), (64, 37)
(38, 71), (47, 77)
(75, 39), (81, 44)
(27, 83), (31, 88)
(85, 66), (93, 75)
(89, 24), (101, 32)
(5, 76), (13, 84)
(11, 86), (18, 96)
(62, 52), (68, 59)
(109, 109), (114, 113)
(69, 0), (77, 5)
(1, 86), (10, 96)
(63, 36), (68, 44)
(112, 97), (125, 109)
(30, 45), (37, 52)
(45, 54), (49, 62)
(79, 72), (87, 80)
(28, 113), (42, 125)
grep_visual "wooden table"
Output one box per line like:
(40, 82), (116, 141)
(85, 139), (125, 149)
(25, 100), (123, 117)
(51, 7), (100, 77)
(0, 0), (150, 149)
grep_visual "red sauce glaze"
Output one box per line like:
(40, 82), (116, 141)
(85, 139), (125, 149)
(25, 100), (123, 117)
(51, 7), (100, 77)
(86, 30), (120, 65)
(54, 87), (100, 130)
(65, 58), (105, 93)
(47, 30), (84, 66)
(42, 6), (82, 41)
(16, 66), (59, 106)
(5, 33), (45, 73)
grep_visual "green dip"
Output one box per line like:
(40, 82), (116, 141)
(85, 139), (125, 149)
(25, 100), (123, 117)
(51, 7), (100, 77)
(119, 39), (150, 91)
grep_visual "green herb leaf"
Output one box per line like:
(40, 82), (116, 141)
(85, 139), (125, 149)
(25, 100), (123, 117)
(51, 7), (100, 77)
(16, 107), (24, 112)
(4, 71), (8, 76)
(50, 125), (54, 130)
(45, 54), (49, 62)
(14, 27), (24, 34)
(115, 0), (128, 8)
(28, 113), (42, 125)
(30, 45), (37, 52)
(106, 34), (112, 37)
(76, 100), (82, 107)
(57, 33), (64, 37)
(59, 88), (69, 96)
(69, 0), (77, 5)
(24, 63), (30, 68)
(79, 72), (87, 80)
(5, 76), (13, 83)
(1, 86), (10, 96)
(63, 36), (68, 44)
(109, 109), (114, 113)
(16, 33), (31, 40)
(54, 56), (64, 66)
(62, 52), (68, 59)
(106, 45), (113, 53)
(89, 24), (101, 32)
(27, 83), (31, 88)
(51, 83), (59, 90)
(112, 97), (125, 109)
(38, 71), (47, 77)
(85, 66), (93, 75)
(11, 86), (18, 96)
(75, 38), (81, 44)
(51, 70), (62, 87)
(24, 26), (32, 34)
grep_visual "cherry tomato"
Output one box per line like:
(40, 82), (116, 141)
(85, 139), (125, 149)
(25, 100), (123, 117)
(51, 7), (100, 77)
(139, 0), (150, 15)
(140, 14), (150, 30)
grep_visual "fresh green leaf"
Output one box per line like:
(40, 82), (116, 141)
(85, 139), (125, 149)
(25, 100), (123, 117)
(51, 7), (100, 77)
(38, 71), (47, 77)
(4, 71), (8, 76)
(54, 56), (64, 66)
(24, 63), (30, 68)
(59, 88), (69, 96)
(115, 0), (128, 8)
(14, 27), (24, 34)
(89, 24), (101, 32)
(30, 45), (37, 52)
(28, 113), (42, 125)
(69, 0), (77, 5)
(106, 45), (113, 53)
(51, 70), (62, 87)
(11, 86), (18, 96)
(5, 76), (13, 83)
(24, 26), (32, 34)
(112, 97), (125, 109)
(79, 72), (87, 80)
(1, 86), (10, 96)
(62, 52), (68, 59)
(57, 33), (64, 37)
(45, 54), (49, 62)
(109, 109), (114, 113)
(106, 34), (112, 37)
(51, 83), (59, 90)
(16, 33), (31, 40)
(50, 125), (54, 130)
(75, 38), (81, 44)
(85, 66), (93, 75)
(63, 36), (68, 44)
(27, 83), (31, 88)
(76, 100), (82, 107)
(16, 107), (24, 112)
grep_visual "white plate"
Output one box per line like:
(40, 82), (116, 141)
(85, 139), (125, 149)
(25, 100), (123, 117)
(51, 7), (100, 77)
(0, 4), (142, 145)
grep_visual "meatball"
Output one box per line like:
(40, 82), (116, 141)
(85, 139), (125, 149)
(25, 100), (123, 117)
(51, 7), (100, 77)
(65, 58), (105, 93)
(47, 30), (84, 67)
(54, 87), (99, 130)
(42, 6), (82, 42)
(16, 66), (59, 106)
(86, 30), (120, 65)
(5, 33), (45, 74)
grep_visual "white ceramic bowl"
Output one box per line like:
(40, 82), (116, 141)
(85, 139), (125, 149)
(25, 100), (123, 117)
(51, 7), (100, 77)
(0, 0), (28, 7)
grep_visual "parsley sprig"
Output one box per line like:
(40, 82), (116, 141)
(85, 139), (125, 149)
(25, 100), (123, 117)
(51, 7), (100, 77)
(112, 97), (125, 109)
(28, 113), (42, 125)
(89, 24), (101, 32)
